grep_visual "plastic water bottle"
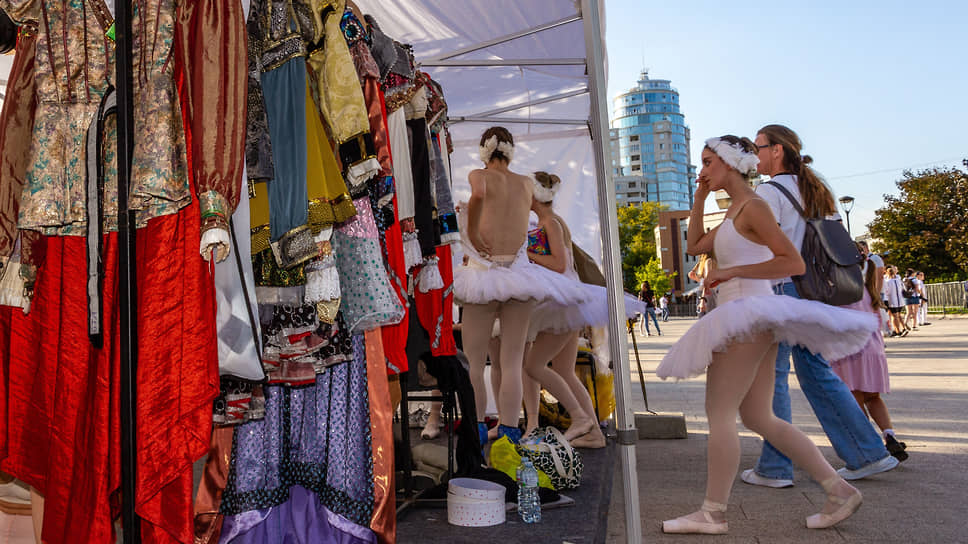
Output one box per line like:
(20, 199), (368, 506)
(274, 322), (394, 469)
(517, 457), (541, 523)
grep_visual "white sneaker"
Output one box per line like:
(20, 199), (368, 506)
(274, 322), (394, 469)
(740, 469), (794, 488)
(836, 455), (899, 480)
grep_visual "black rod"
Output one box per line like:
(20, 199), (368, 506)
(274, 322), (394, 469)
(115, 0), (140, 540)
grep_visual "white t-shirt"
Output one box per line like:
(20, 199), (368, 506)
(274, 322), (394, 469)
(884, 276), (905, 308)
(755, 174), (840, 285)
(755, 175), (805, 285)
(659, 296), (668, 309)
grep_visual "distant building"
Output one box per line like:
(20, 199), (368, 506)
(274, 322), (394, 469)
(654, 209), (727, 294)
(610, 70), (696, 210)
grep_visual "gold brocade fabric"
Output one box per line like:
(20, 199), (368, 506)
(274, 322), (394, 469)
(364, 329), (396, 544)
(0, 0), (206, 235)
(305, 0), (370, 145)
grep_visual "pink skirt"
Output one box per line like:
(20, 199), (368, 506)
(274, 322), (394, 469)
(831, 291), (891, 393)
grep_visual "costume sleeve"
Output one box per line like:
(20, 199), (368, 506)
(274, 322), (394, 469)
(180, 0), (247, 260)
(0, 29), (36, 266)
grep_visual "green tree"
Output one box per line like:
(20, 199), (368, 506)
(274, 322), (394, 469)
(868, 166), (968, 281)
(635, 258), (677, 296)
(616, 201), (666, 291)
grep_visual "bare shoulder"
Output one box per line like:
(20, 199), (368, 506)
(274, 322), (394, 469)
(509, 171), (534, 193)
(468, 168), (487, 181)
(745, 197), (778, 223)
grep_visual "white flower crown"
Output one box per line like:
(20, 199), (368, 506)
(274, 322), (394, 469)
(478, 135), (514, 164)
(530, 174), (559, 203)
(705, 137), (759, 177)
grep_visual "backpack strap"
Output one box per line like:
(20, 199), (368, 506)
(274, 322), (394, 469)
(765, 181), (808, 219)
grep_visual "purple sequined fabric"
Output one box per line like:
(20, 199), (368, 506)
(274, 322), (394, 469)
(220, 335), (374, 528)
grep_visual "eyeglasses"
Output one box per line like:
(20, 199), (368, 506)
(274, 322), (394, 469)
(756, 144), (771, 149)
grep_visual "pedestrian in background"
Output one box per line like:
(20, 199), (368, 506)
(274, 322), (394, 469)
(638, 281), (661, 336)
(831, 248), (909, 463)
(902, 268), (920, 332)
(883, 266), (908, 337)
(659, 293), (670, 321)
(916, 271), (930, 326)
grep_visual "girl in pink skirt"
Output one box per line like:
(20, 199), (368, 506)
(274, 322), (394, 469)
(831, 247), (909, 462)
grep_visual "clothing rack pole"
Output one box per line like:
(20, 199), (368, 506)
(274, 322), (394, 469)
(115, 0), (141, 541)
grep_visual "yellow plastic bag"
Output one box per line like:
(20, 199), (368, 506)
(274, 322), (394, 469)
(576, 366), (615, 421)
(488, 436), (554, 490)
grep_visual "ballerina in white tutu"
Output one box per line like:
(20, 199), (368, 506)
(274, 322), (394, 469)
(657, 135), (876, 534)
(454, 127), (589, 446)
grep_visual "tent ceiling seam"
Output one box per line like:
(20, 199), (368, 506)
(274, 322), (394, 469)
(423, 14), (582, 62)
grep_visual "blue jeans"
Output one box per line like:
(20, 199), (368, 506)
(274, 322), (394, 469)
(754, 282), (890, 479)
(642, 307), (661, 334)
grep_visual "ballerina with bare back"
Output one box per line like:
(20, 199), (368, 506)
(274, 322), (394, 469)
(455, 127), (589, 447)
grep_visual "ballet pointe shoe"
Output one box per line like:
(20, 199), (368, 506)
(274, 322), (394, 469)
(662, 499), (728, 534)
(420, 411), (442, 440)
(563, 417), (597, 442)
(569, 425), (606, 449)
(806, 477), (862, 529)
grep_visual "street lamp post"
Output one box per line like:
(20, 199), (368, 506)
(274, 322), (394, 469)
(839, 195), (855, 236)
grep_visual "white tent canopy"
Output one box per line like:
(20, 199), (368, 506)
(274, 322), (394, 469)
(353, 2), (641, 541)
(354, 0), (604, 256)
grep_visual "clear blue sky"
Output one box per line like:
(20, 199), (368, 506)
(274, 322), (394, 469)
(604, 0), (968, 234)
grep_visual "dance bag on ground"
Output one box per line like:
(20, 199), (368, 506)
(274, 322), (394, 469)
(517, 427), (584, 491)
(765, 182), (864, 306)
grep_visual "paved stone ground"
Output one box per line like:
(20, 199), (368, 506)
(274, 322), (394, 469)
(607, 314), (968, 543)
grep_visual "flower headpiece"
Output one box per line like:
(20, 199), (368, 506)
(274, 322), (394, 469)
(530, 174), (559, 203)
(479, 135), (514, 164)
(705, 137), (759, 177)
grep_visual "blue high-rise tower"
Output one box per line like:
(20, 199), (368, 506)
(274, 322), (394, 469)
(610, 70), (696, 210)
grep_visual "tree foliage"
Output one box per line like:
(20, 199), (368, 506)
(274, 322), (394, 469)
(635, 258), (677, 296)
(616, 202), (666, 291)
(868, 166), (968, 282)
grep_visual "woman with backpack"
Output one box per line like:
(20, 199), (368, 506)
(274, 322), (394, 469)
(739, 124), (898, 491)
(902, 268), (921, 331)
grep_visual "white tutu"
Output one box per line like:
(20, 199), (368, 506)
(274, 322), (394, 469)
(454, 246), (593, 306)
(656, 293), (879, 380)
(529, 286), (644, 338)
(453, 207), (592, 307)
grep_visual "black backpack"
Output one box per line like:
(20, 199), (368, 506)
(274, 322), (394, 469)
(901, 278), (915, 299)
(765, 182), (864, 306)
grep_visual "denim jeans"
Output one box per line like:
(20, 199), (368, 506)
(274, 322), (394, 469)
(642, 307), (661, 334)
(754, 282), (890, 479)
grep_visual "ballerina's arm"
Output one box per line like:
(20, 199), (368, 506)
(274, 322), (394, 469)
(704, 198), (805, 287)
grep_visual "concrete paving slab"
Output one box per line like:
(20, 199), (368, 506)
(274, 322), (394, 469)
(607, 316), (968, 543)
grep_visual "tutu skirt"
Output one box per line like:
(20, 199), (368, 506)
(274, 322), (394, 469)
(453, 247), (592, 307)
(657, 293), (879, 380)
(529, 286), (644, 338)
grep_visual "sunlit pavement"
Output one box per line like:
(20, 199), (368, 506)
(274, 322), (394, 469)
(607, 315), (968, 542)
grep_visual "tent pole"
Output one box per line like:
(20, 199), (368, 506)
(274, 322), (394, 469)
(115, 0), (141, 541)
(580, 1), (642, 542)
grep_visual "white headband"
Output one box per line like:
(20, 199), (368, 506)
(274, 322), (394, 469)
(705, 137), (759, 177)
(530, 174), (559, 203)
(478, 135), (514, 164)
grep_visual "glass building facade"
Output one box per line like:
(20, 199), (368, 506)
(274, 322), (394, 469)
(610, 71), (696, 210)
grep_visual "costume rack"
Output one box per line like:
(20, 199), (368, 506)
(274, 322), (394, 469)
(115, 2), (141, 541)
